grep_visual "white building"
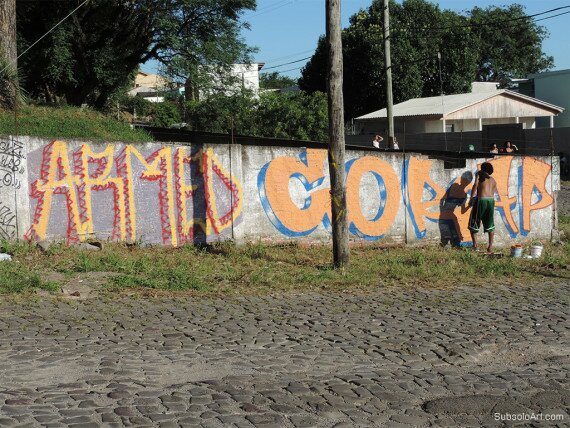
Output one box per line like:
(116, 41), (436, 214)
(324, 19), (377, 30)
(199, 63), (264, 99)
(354, 83), (564, 135)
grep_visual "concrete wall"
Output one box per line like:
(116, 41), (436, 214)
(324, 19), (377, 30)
(0, 135), (560, 248)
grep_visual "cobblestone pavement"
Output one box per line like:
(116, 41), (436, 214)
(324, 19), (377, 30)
(0, 281), (569, 427)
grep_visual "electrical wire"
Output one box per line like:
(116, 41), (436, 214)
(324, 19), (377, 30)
(533, 10), (570, 23)
(262, 65), (304, 74)
(245, 0), (294, 19)
(254, 5), (569, 77)
(261, 56), (312, 71)
(262, 49), (315, 63)
(0, 0), (90, 76)
(393, 5), (570, 34)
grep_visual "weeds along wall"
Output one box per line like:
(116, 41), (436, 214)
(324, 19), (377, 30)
(0, 136), (560, 247)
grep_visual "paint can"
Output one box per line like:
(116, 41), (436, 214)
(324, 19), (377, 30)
(530, 245), (543, 258)
(511, 245), (523, 258)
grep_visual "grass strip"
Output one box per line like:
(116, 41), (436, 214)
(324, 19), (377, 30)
(0, 231), (568, 296)
(0, 106), (150, 142)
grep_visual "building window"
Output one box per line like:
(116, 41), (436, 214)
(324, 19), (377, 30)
(445, 123), (455, 133)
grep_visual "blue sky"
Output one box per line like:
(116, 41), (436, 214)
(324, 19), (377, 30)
(142, 0), (570, 78)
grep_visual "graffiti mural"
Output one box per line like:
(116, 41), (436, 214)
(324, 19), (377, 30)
(0, 137), (25, 189)
(258, 149), (555, 244)
(25, 141), (242, 245)
(0, 201), (16, 240)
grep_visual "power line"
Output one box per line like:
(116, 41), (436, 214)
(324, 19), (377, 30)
(261, 56), (312, 71)
(262, 65), (304, 74)
(394, 5), (570, 34)
(245, 0), (294, 19)
(255, 5), (570, 76)
(0, 0), (90, 76)
(262, 49), (315, 63)
(533, 10), (570, 23)
(244, 0), (288, 15)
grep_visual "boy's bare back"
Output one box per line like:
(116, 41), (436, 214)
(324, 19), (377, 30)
(477, 175), (497, 198)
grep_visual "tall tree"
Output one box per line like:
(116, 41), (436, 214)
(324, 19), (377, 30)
(470, 4), (553, 85)
(0, 0), (17, 108)
(16, 0), (256, 108)
(300, 0), (552, 120)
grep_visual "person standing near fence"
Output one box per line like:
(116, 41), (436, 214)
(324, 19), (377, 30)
(372, 134), (383, 149)
(503, 140), (518, 153)
(392, 137), (399, 150)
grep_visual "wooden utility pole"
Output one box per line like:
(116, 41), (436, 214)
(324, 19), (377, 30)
(326, 0), (349, 268)
(0, 0), (17, 108)
(383, 0), (394, 148)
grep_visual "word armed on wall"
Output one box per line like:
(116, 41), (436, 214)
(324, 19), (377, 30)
(25, 141), (242, 246)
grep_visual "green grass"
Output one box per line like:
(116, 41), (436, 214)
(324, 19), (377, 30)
(0, 105), (151, 142)
(1, 230), (569, 296)
(0, 241), (60, 293)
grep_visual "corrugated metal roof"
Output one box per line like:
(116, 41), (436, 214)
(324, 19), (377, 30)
(355, 89), (564, 120)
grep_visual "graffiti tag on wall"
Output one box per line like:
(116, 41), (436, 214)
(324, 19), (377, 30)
(0, 201), (17, 240)
(0, 137), (25, 189)
(258, 149), (554, 244)
(25, 141), (242, 245)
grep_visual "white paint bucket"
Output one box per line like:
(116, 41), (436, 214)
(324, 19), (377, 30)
(530, 245), (543, 258)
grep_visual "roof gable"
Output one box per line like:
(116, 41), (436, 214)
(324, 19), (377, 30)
(356, 90), (563, 120)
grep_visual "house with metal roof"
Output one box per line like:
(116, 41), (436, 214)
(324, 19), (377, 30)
(354, 82), (564, 135)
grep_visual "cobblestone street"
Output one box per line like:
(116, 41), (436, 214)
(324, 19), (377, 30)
(0, 281), (568, 427)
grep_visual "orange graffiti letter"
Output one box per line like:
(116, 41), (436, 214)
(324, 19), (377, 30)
(345, 156), (399, 239)
(521, 157), (554, 234)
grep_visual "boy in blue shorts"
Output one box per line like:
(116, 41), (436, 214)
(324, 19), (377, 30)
(468, 162), (498, 253)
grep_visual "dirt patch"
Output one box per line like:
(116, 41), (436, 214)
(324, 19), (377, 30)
(469, 343), (569, 367)
(40, 271), (120, 299)
(423, 395), (497, 415)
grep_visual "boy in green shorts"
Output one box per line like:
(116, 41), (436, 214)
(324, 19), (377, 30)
(468, 162), (498, 253)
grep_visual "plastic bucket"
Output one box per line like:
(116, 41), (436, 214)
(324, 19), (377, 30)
(511, 246), (523, 258)
(530, 245), (543, 258)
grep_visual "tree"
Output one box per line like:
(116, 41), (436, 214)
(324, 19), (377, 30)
(470, 4), (553, 85)
(300, 0), (552, 120)
(150, 101), (182, 127)
(254, 91), (328, 141)
(16, 0), (256, 108)
(185, 91), (257, 134)
(184, 90), (328, 141)
(259, 72), (296, 89)
(0, 0), (17, 108)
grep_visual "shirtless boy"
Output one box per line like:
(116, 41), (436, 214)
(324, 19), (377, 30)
(468, 162), (497, 252)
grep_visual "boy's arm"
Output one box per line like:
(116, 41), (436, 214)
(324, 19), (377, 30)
(493, 177), (498, 197)
(469, 173), (479, 206)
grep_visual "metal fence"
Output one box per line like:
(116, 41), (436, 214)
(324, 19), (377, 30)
(346, 127), (570, 157)
(141, 126), (570, 177)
